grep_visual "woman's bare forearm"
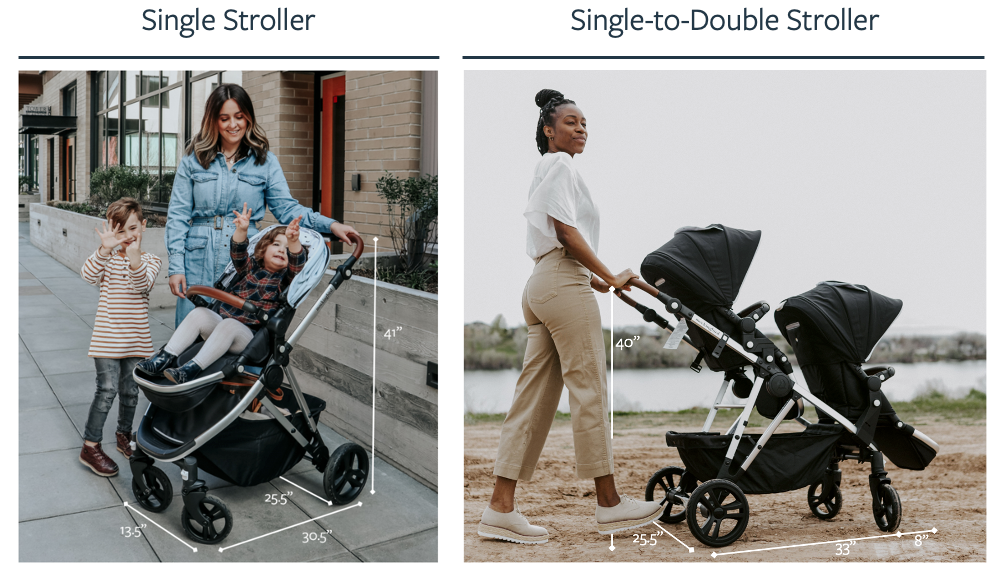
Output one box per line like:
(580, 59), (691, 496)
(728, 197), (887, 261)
(554, 220), (615, 284)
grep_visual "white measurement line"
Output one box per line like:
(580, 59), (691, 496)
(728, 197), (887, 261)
(219, 502), (363, 552)
(653, 521), (695, 552)
(371, 237), (378, 496)
(278, 476), (331, 506)
(609, 534), (615, 551)
(711, 527), (938, 558)
(123, 501), (198, 553)
(609, 292), (614, 439)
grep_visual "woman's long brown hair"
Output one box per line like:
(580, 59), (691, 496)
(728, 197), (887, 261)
(186, 83), (270, 169)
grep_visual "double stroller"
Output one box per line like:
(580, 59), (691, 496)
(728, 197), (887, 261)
(128, 226), (369, 544)
(616, 225), (939, 548)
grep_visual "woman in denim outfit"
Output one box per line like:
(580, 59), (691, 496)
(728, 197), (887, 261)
(166, 84), (358, 326)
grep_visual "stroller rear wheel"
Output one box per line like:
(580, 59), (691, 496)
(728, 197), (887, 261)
(872, 484), (901, 532)
(645, 466), (697, 524)
(686, 479), (750, 548)
(324, 443), (369, 505)
(807, 482), (842, 520)
(180, 494), (233, 544)
(131, 466), (173, 513)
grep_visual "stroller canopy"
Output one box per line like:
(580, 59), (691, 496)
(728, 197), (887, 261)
(219, 224), (330, 308)
(640, 224), (761, 311)
(775, 281), (902, 363)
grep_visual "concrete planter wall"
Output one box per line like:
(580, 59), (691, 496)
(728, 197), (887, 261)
(289, 274), (439, 490)
(29, 204), (176, 310)
(19, 194), (41, 221)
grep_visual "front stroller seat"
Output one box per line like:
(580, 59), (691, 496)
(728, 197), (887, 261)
(776, 281), (939, 470)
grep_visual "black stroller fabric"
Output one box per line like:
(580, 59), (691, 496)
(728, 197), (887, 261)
(775, 282), (935, 470)
(666, 424), (844, 494)
(195, 393), (326, 487)
(640, 224), (761, 312)
(775, 281), (902, 363)
(640, 225), (762, 373)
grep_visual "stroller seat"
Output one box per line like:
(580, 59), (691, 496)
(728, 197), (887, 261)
(775, 281), (939, 470)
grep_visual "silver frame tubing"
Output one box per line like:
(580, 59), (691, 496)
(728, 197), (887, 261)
(287, 283), (336, 347)
(791, 383), (859, 434)
(739, 398), (796, 471)
(283, 366), (318, 434)
(259, 396), (310, 446)
(723, 376), (763, 461)
(702, 378), (732, 432)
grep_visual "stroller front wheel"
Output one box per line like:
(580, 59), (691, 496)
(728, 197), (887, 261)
(131, 465), (173, 513)
(872, 484), (901, 532)
(686, 479), (750, 548)
(180, 494), (233, 544)
(645, 466), (697, 524)
(324, 443), (369, 505)
(807, 481), (842, 520)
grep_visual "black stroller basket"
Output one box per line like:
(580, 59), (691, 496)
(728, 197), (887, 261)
(616, 226), (940, 549)
(128, 229), (370, 546)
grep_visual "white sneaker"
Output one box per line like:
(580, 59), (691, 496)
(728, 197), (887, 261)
(478, 500), (549, 544)
(596, 495), (665, 535)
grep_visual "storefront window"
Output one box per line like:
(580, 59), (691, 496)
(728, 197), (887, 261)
(91, 70), (242, 206)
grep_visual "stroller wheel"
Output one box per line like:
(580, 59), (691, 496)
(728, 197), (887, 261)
(645, 466), (697, 524)
(131, 466), (173, 513)
(180, 494), (233, 544)
(324, 443), (369, 505)
(807, 482), (842, 520)
(872, 484), (901, 532)
(686, 479), (749, 548)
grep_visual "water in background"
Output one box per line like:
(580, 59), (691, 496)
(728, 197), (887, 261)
(464, 361), (986, 414)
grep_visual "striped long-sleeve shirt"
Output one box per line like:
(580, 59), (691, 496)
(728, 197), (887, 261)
(81, 248), (162, 358)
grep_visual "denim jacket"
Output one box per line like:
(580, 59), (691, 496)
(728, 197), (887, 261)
(165, 150), (336, 286)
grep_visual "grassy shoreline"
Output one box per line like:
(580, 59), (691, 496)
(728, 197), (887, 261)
(465, 388), (985, 428)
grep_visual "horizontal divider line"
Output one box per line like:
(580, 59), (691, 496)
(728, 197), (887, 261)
(463, 55), (984, 60)
(19, 55), (440, 60)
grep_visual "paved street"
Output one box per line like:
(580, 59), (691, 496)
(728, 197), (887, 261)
(18, 222), (437, 562)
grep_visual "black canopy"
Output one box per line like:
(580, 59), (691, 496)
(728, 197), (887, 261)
(775, 281), (902, 363)
(640, 224), (761, 311)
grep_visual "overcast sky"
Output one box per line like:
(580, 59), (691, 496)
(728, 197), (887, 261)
(464, 71), (985, 335)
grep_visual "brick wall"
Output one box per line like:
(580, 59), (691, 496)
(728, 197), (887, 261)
(343, 71), (424, 239)
(27, 71), (90, 203)
(242, 71), (316, 220)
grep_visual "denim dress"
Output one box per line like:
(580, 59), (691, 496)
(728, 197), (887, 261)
(166, 150), (336, 326)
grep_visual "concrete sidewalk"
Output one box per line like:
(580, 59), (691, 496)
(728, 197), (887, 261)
(18, 222), (437, 562)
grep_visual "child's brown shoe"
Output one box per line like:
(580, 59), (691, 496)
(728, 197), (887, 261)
(79, 443), (119, 477)
(115, 431), (133, 459)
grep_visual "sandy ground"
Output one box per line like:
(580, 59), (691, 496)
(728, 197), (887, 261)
(464, 413), (986, 562)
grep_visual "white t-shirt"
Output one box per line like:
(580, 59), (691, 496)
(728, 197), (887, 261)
(524, 152), (601, 259)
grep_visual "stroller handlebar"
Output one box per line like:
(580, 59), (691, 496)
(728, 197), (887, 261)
(346, 232), (365, 259)
(624, 277), (661, 297)
(186, 286), (257, 315)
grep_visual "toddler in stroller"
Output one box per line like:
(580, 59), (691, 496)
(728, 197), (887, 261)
(615, 225), (939, 548)
(128, 215), (369, 545)
(139, 205), (306, 385)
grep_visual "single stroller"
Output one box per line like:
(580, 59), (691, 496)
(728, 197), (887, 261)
(129, 226), (369, 545)
(614, 225), (938, 548)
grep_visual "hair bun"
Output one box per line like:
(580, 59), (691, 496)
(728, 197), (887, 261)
(535, 89), (564, 108)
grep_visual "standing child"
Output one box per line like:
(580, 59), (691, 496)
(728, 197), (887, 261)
(79, 198), (161, 477)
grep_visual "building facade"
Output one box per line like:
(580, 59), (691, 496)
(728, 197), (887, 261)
(19, 70), (438, 247)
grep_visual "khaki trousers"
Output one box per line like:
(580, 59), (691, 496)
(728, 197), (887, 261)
(494, 248), (614, 481)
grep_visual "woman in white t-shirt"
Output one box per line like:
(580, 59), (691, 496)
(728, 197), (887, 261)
(478, 89), (665, 544)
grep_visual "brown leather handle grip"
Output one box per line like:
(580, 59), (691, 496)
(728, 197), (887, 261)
(346, 232), (365, 259)
(625, 277), (660, 298)
(186, 286), (246, 311)
(614, 289), (639, 308)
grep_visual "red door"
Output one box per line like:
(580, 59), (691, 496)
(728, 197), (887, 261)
(320, 75), (345, 220)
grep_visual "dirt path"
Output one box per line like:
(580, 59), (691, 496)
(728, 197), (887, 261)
(464, 414), (985, 562)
